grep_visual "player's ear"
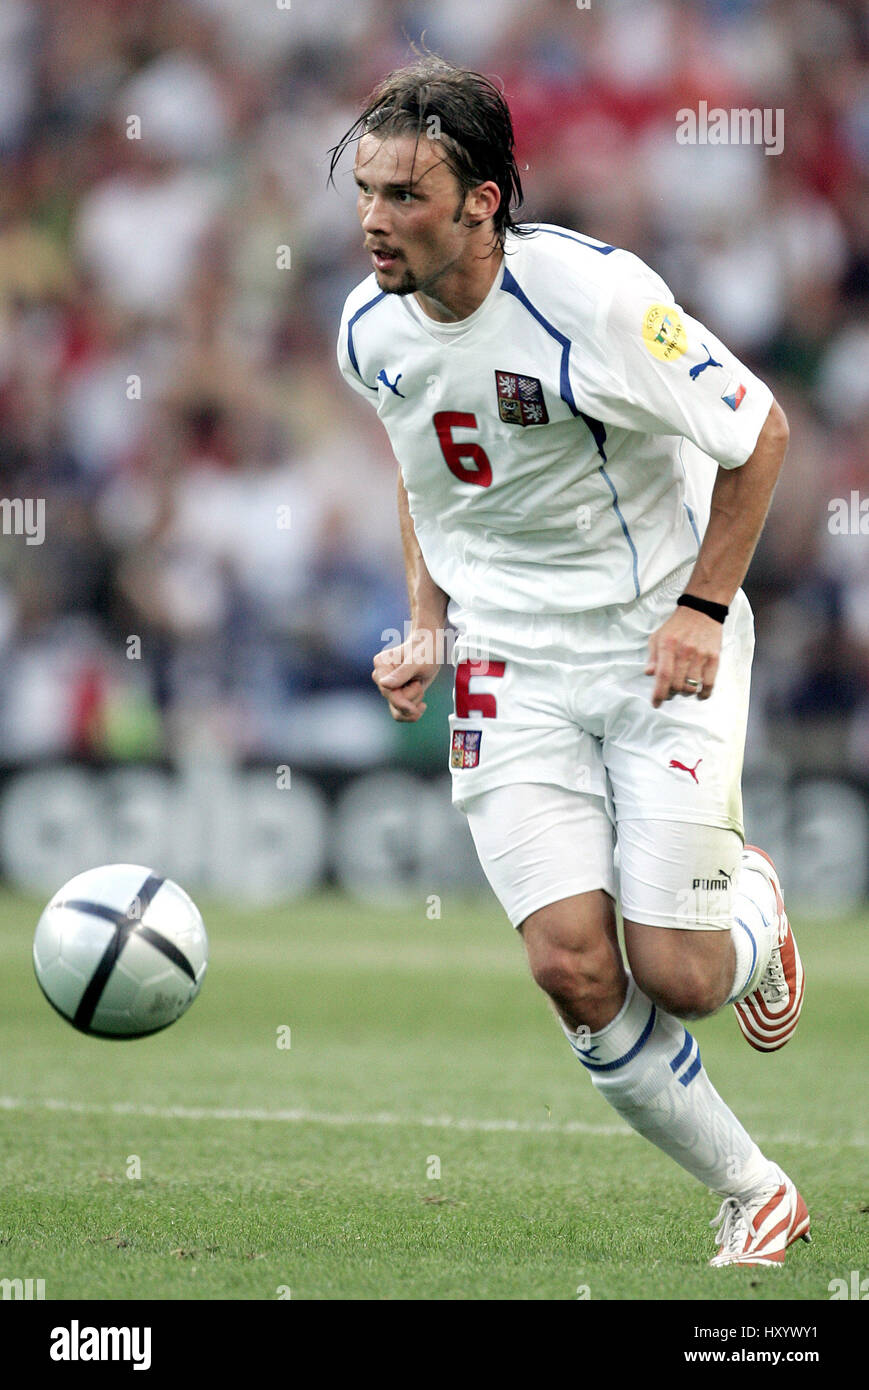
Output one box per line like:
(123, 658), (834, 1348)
(463, 180), (501, 228)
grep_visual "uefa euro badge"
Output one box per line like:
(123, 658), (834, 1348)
(451, 729), (482, 769)
(495, 371), (549, 426)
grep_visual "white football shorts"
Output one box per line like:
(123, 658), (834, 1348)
(447, 562), (753, 929)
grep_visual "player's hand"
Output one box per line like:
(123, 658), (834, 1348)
(646, 607), (723, 708)
(372, 631), (443, 722)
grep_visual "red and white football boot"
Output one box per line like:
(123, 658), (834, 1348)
(710, 1167), (811, 1267)
(733, 845), (805, 1052)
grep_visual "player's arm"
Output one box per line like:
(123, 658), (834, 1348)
(372, 472), (449, 722)
(396, 469), (449, 636)
(591, 262), (790, 707)
(646, 398), (789, 707)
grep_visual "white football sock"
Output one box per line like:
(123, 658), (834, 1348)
(727, 859), (779, 1002)
(561, 977), (778, 1198)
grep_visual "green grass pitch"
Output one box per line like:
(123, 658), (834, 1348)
(0, 888), (865, 1301)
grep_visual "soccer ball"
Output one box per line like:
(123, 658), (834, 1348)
(33, 864), (208, 1039)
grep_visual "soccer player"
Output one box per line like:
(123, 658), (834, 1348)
(333, 57), (809, 1267)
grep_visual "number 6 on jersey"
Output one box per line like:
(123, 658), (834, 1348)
(433, 411), (493, 487)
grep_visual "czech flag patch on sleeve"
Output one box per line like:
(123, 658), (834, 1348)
(721, 381), (747, 411)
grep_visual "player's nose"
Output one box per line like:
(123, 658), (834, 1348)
(360, 193), (390, 233)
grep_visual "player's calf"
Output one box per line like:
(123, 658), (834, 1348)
(624, 921), (734, 1020)
(618, 820), (745, 1018)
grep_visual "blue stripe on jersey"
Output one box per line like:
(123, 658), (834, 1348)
(347, 290), (387, 387)
(528, 225), (617, 256)
(677, 440), (702, 548)
(576, 1003), (657, 1072)
(500, 266), (608, 460)
(597, 465), (640, 597)
(500, 266), (640, 597)
(683, 501), (701, 547)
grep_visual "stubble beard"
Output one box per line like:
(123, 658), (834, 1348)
(377, 265), (418, 296)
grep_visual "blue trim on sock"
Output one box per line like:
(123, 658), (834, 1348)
(668, 1028), (702, 1086)
(726, 915), (758, 1004)
(575, 1004), (657, 1072)
(679, 1052), (703, 1087)
(669, 1029), (694, 1075)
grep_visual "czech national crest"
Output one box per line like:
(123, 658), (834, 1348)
(495, 370), (549, 426)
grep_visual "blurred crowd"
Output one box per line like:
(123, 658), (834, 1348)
(0, 0), (867, 771)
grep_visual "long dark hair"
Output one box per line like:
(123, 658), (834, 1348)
(328, 55), (527, 245)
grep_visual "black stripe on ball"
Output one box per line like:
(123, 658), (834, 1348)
(67, 873), (191, 1032)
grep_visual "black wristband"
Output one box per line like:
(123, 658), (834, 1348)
(677, 593), (729, 624)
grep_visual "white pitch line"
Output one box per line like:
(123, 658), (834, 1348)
(0, 1095), (627, 1137)
(0, 1095), (863, 1147)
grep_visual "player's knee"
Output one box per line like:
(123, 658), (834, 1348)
(527, 942), (617, 1013)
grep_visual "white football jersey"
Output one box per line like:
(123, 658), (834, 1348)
(337, 224), (773, 616)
